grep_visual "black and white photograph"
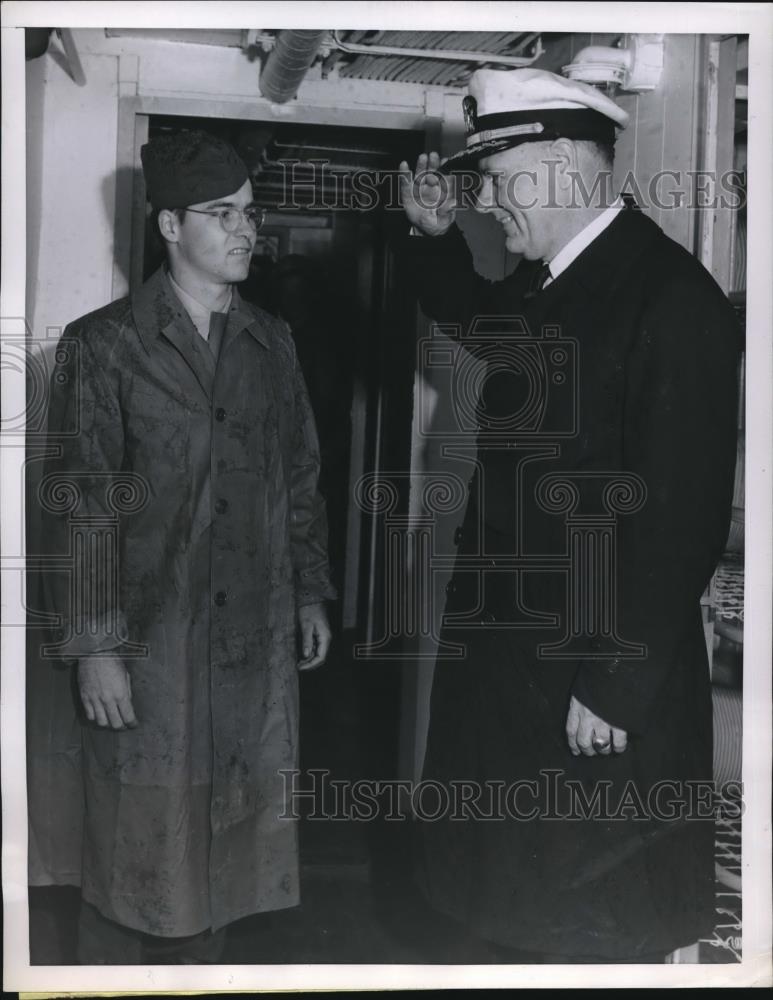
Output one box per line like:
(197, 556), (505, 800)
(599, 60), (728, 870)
(2, 1), (771, 992)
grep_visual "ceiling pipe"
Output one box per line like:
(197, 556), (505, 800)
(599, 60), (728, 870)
(331, 29), (543, 67)
(258, 30), (326, 103)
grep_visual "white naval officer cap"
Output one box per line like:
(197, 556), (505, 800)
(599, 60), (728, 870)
(440, 68), (630, 174)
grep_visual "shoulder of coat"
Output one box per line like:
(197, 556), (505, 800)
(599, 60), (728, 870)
(63, 295), (133, 341)
(613, 212), (733, 322)
(645, 235), (734, 311)
(631, 231), (741, 361)
(60, 296), (136, 373)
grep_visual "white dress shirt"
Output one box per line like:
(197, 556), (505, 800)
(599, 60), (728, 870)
(543, 196), (624, 287)
(408, 196), (625, 290)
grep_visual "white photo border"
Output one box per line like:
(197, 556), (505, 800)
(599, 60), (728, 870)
(2, 1), (771, 992)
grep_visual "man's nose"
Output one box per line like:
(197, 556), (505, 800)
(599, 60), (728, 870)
(234, 211), (256, 239)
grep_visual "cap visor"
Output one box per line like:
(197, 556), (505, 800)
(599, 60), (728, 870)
(438, 137), (529, 175)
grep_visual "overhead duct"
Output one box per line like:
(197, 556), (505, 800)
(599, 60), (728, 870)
(25, 27), (54, 60)
(258, 30), (326, 104)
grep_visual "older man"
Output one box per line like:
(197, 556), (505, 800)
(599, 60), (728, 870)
(35, 131), (334, 963)
(398, 70), (739, 961)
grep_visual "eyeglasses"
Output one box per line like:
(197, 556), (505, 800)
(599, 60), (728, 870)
(185, 206), (266, 233)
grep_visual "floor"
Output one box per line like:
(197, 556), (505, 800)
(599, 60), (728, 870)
(29, 813), (741, 968)
(28, 639), (744, 968)
(29, 822), (514, 966)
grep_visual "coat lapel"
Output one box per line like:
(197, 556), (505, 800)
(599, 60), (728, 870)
(132, 269), (276, 401)
(221, 285), (270, 358)
(159, 313), (216, 402)
(132, 266), (215, 403)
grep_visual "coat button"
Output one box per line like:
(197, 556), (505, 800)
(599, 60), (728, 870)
(215, 407), (227, 422)
(215, 591), (227, 606)
(215, 498), (229, 514)
(480, 611), (496, 624)
(454, 526), (464, 545)
(445, 580), (457, 595)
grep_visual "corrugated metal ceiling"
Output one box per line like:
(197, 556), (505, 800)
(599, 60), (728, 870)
(105, 28), (540, 87)
(329, 30), (538, 86)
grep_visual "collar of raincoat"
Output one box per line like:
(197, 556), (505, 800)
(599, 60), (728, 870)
(131, 265), (270, 354)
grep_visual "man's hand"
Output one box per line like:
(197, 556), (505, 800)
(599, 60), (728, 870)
(565, 694), (627, 757)
(78, 655), (137, 730)
(398, 152), (457, 236)
(297, 602), (332, 671)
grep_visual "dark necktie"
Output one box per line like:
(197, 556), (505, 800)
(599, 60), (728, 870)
(207, 311), (228, 361)
(525, 261), (551, 299)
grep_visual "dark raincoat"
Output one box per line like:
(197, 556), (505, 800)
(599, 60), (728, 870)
(28, 266), (334, 936)
(400, 204), (740, 958)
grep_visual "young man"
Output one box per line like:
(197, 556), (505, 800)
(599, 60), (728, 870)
(34, 131), (334, 963)
(398, 69), (740, 962)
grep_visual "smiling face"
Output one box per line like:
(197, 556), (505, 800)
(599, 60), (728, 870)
(476, 142), (564, 261)
(160, 178), (257, 290)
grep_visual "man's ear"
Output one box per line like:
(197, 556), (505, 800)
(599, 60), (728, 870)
(157, 209), (181, 245)
(549, 138), (580, 192)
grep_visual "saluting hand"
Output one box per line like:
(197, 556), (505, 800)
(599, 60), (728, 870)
(78, 655), (137, 730)
(398, 152), (457, 237)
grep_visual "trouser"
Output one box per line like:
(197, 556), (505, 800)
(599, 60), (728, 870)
(77, 899), (226, 965)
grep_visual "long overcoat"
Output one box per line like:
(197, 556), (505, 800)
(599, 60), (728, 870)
(29, 266), (334, 937)
(401, 203), (740, 958)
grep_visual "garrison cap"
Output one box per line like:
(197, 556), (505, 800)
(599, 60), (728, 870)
(441, 68), (629, 174)
(140, 130), (249, 210)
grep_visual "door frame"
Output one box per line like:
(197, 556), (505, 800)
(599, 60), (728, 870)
(113, 84), (443, 300)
